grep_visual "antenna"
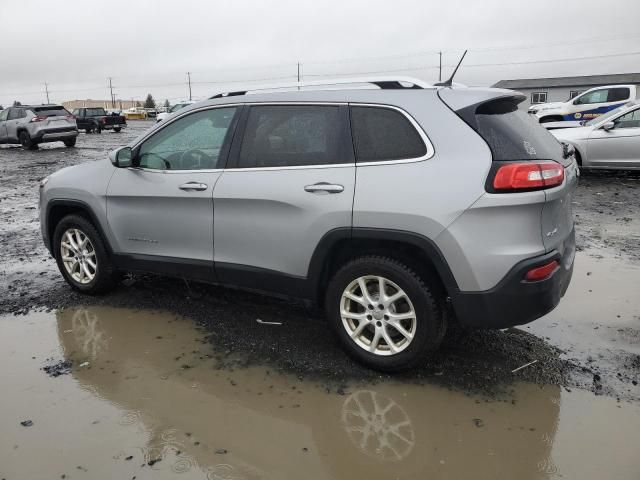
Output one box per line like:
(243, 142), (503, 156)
(434, 50), (467, 87)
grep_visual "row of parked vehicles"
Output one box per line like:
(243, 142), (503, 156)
(0, 105), (126, 149)
(528, 84), (639, 170)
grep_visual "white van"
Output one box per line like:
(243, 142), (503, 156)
(528, 84), (637, 124)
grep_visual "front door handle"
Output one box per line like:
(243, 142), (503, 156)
(179, 182), (208, 191)
(304, 182), (344, 194)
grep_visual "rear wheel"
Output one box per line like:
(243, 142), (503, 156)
(53, 215), (118, 294)
(113, 127), (121, 133)
(63, 138), (76, 147)
(93, 123), (102, 134)
(19, 131), (37, 150)
(325, 256), (445, 372)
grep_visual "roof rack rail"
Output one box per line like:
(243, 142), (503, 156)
(209, 76), (433, 99)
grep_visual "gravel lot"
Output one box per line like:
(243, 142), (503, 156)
(0, 121), (638, 401)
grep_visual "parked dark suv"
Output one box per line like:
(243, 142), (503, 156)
(39, 77), (577, 371)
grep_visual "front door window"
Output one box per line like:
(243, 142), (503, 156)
(138, 107), (238, 170)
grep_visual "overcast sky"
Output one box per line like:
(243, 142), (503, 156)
(1, 0), (639, 106)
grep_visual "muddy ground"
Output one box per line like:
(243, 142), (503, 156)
(1, 122), (639, 478)
(0, 121), (638, 399)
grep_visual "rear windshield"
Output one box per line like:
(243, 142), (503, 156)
(86, 108), (107, 116)
(32, 106), (68, 117)
(457, 97), (563, 161)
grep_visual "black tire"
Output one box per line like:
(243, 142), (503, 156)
(94, 123), (102, 134)
(85, 128), (91, 134)
(63, 138), (76, 147)
(325, 256), (446, 372)
(539, 116), (562, 124)
(19, 131), (38, 150)
(113, 127), (121, 133)
(52, 214), (118, 294)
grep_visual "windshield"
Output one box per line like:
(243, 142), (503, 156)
(169, 103), (189, 113)
(584, 103), (633, 126)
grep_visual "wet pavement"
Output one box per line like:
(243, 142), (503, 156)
(2, 306), (640, 480)
(1, 121), (639, 478)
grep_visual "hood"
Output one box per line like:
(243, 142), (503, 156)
(549, 126), (592, 141)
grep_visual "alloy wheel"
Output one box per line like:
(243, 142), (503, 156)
(60, 228), (98, 284)
(340, 275), (417, 356)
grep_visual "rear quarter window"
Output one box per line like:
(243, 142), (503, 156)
(350, 106), (427, 162)
(457, 97), (563, 162)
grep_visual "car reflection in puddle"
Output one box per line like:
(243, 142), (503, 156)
(1, 306), (639, 479)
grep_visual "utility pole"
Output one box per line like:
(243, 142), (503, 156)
(187, 72), (192, 101)
(297, 62), (301, 90)
(44, 82), (50, 104)
(438, 52), (442, 82)
(108, 77), (115, 108)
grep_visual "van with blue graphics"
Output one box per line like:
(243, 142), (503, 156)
(529, 84), (637, 124)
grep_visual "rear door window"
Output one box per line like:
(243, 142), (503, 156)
(237, 105), (353, 168)
(350, 106), (427, 162)
(457, 96), (563, 162)
(7, 109), (21, 120)
(607, 87), (630, 102)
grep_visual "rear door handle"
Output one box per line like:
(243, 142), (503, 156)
(179, 182), (208, 191)
(304, 182), (344, 194)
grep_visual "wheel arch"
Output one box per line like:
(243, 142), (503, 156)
(308, 228), (460, 306)
(46, 200), (113, 257)
(539, 115), (564, 123)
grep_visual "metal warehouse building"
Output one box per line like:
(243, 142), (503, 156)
(492, 72), (640, 110)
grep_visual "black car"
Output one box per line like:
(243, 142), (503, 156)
(71, 107), (126, 133)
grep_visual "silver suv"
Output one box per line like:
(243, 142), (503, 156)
(39, 78), (577, 371)
(0, 105), (78, 149)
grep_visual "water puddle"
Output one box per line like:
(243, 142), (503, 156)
(1, 305), (639, 479)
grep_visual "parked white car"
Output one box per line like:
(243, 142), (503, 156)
(156, 101), (196, 122)
(551, 101), (640, 170)
(529, 84), (637, 124)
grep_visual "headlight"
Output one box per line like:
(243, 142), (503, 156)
(39, 176), (50, 189)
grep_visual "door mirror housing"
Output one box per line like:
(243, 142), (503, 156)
(110, 146), (133, 167)
(602, 121), (615, 131)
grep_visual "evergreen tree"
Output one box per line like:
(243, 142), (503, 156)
(163, 99), (170, 109)
(144, 94), (156, 109)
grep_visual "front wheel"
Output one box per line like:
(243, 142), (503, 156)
(325, 256), (446, 372)
(63, 138), (76, 147)
(53, 215), (118, 294)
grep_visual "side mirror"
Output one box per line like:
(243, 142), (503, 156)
(602, 121), (615, 131)
(110, 146), (133, 167)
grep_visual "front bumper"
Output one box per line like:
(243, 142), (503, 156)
(452, 230), (575, 329)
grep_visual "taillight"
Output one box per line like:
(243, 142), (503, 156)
(524, 260), (559, 282)
(493, 161), (564, 191)
(30, 115), (47, 122)
(100, 117), (106, 123)
(66, 114), (75, 120)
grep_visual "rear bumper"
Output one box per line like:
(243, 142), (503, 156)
(102, 123), (126, 130)
(452, 229), (575, 329)
(33, 127), (78, 142)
